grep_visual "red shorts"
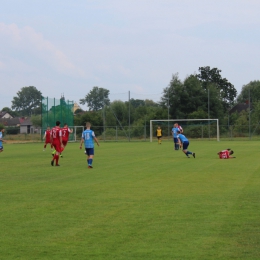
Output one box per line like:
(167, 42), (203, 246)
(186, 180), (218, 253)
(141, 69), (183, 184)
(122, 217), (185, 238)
(45, 139), (51, 144)
(52, 142), (62, 153)
(62, 140), (68, 146)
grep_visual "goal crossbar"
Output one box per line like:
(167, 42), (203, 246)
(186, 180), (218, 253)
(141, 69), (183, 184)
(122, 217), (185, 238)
(150, 119), (219, 142)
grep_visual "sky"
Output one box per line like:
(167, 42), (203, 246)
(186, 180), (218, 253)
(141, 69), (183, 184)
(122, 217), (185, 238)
(1, 0), (260, 110)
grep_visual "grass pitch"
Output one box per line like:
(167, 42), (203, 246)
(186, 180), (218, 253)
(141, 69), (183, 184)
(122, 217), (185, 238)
(0, 141), (260, 259)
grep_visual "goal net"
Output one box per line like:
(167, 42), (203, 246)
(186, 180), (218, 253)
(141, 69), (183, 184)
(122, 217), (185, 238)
(150, 119), (219, 142)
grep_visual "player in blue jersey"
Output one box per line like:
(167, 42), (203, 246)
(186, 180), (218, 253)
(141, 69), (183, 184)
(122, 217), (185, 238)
(171, 123), (182, 150)
(0, 127), (6, 153)
(177, 130), (195, 158)
(80, 122), (100, 168)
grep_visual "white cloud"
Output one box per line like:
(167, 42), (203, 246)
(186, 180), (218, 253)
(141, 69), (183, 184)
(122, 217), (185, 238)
(1, 0), (260, 109)
(0, 22), (85, 77)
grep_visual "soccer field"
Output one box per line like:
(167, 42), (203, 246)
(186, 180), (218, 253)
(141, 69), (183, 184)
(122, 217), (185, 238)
(0, 141), (259, 259)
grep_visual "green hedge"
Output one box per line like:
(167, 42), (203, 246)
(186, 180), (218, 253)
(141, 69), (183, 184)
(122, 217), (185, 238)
(6, 126), (20, 135)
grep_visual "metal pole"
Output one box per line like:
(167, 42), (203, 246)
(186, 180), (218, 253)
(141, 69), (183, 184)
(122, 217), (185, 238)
(46, 96), (48, 127)
(103, 91), (105, 141)
(53, 97), (55, 127)
(249, 88), (251, 139)
(168, 88), (169, 141)
(150, 120), (152, 142)
(217, 119), (220, 141)
(208, 88), (210, 140)
(144, 115), (146, 142)
(128, 91), (130, 142)
(60, 97), (62, 125)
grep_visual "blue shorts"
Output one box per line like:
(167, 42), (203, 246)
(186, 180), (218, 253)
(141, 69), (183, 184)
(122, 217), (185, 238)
(0, 146), (3, 151)
(182, 141), (189, 150)
(173, 137), (178, 143)
(85, 148), (94, 156)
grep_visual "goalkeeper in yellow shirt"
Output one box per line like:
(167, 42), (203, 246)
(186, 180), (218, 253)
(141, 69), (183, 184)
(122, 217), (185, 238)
(156, 126), (163, 144)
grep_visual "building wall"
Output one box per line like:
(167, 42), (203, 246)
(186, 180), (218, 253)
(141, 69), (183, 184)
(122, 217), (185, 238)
(20, 126), (28, 134)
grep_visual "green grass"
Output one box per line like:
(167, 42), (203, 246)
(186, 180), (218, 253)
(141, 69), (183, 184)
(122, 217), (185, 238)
(0, 141), (259, 259)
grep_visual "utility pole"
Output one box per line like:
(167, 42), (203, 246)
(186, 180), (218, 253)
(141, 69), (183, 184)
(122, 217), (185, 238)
(168, 88), (170, 140)
(103, 91), (105, 141)
(128, 91), (130, 142)
(208, 88), (210, 140)
(249, 88), (251, 139)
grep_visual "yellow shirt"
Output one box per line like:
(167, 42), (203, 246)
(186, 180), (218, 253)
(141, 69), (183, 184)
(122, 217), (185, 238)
(156, 129), (162, 137)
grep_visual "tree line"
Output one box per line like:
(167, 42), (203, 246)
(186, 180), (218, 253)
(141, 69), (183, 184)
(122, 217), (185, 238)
(1, 66), (260, 133)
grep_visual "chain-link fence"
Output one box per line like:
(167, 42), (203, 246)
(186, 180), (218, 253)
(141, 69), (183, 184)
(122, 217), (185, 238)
(75, 124), (260, 142)
(41, 96), (74, 141)
(3, 124), (260, 142)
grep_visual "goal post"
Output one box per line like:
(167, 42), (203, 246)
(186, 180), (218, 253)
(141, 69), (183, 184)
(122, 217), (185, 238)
(150, 119), (219, 142)
(72, 126), (84, 142)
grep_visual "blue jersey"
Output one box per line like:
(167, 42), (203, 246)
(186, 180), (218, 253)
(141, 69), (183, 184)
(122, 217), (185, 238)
(82, 129), (96, 148)
(177, 133), (188, 143)
(0, 132), (2, 146)
(172, 127), (179, 138)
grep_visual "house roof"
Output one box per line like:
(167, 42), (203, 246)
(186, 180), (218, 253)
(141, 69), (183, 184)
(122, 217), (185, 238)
(0, 117), (33, 127)
(20, 117), (32, 126)
(0, 111), (13, 119)
(229, 103), (253, 114)
(0, 117), (20, 126)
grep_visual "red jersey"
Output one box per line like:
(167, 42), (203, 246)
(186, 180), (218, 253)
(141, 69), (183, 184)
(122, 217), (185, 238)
(51, 126), (62, 144)
(218, 150), (230, 159)
(62, 127), (72, 141)
(44, 130), (51, 143)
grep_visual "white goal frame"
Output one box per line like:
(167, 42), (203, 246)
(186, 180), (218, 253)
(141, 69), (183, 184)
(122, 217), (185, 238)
(150, 119), (219, 142)
(72, 126), (84, 142)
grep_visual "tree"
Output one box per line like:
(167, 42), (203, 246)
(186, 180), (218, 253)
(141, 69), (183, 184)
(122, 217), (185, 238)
(236, 80), (260, 103)
(74, 108), (84, 114)
(196, 66), (237, 110)
(74, 111), (103, 135)
(233, 110), (249, 134)
(160, 73), (184, 118)
(161, 74), (208, 119)
(79, 86), (110, 111)
(11, 86), (42, 116)
(130, 99), (145, 108)
(144, 99), (159, 107)
(31, 115), (42, 127)
(107, 101), (128, 125)
(161, 73), (226, 120)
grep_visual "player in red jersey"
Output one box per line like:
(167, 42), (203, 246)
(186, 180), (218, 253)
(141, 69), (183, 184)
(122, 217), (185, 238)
(52, 123), (73, 157)
(43, 127), (53, 151)
(50, 121), (63, 166)
(217, 149), (236, 159)
(177, 123), (183, 133)
(61, 123), (73, 152)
